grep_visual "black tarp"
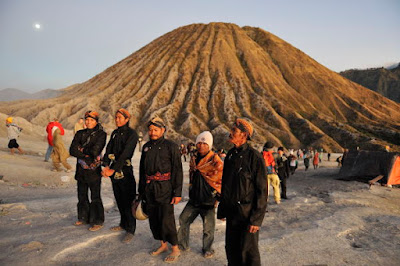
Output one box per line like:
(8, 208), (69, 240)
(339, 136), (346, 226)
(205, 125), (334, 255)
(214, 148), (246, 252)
(338, 150), (398, 184)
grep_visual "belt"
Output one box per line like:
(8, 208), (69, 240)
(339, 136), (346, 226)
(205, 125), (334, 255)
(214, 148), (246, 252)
(146, 172), (171, 183)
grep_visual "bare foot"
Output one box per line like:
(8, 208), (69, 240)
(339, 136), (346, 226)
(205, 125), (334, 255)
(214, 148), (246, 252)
(150, 245), (168, 256)
(164, 250), (181, 263)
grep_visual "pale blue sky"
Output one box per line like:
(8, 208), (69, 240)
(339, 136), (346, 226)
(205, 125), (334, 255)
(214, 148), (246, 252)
(0, 0), (399, 92)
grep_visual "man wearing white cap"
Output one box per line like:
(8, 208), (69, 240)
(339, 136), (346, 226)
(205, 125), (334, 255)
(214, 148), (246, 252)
(177, 131), (223, 258)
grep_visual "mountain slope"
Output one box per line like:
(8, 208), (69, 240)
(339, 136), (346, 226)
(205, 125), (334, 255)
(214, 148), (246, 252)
(1, 23), (400, 151)
(0, 88), (63, 101)
(340, 64), (400, 103)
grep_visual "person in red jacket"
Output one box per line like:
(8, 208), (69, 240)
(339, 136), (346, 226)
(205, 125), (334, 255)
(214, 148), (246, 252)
(263, 142), (281, 204)
(313, 151), (319, 169)
(45, 118), (64, 162)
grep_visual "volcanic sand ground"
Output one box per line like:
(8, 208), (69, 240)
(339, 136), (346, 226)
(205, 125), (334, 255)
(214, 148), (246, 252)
(0, 138), (400, 266)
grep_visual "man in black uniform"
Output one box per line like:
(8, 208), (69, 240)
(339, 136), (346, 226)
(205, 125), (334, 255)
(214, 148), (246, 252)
(217, 118), (268, 266)
(102, 109), (138, 243)
(277, 147), (290, 200)
(139, 116), (183, 263)
(70, 111), (107, 232)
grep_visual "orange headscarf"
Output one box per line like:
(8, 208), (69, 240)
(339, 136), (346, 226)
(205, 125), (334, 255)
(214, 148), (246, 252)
(116, 108), (131, 119)
(235, 118), (254, 140)
(84, 111), (99, 121)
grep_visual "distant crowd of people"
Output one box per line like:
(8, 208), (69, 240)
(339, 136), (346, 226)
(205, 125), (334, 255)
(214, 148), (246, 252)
(5, 113), (352, 265)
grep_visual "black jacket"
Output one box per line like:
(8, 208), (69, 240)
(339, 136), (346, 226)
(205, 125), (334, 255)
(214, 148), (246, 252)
(103, 124), (138, 179)
(139, 136), (183, 204)
(277, 154), (290, 179)
(217, 143), (267, 226)
(70, 124), (107, 182)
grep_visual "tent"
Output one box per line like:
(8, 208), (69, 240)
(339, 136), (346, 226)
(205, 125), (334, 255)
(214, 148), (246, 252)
(339, 150), (400, 185)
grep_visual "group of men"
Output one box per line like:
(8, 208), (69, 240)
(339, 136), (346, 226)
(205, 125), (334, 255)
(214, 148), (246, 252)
(69, 111), (268, 265)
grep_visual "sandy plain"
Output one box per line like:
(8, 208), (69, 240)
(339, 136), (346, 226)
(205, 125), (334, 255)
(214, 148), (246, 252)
(0, 135), (399, 266)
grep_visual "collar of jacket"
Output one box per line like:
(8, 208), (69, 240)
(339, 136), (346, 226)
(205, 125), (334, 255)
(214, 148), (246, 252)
(87, 123), (102, 133)
(117, 123), (129, 132)
(150, 136), (165, 146)
(233, 142), (249, 153)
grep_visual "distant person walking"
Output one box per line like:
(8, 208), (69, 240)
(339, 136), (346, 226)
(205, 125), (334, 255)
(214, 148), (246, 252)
(288, 154), (298, 175)
(74, 118), (86, 134)
(298, 149), (304, 159)
(51, 127), (72, 172)
(187, 143), (196, 157)
(177, 131), (223, 258)
(263, 141), (280, 204)
(313, 151), (319, 169)
(102, 109), (138, 243)
(70, 111), (107, 232)
(336, 156), (342, 167)
(45, 118), (64, 162)
(179, 144), (187, 162)
(276, 147), (290, 199)
(327, 153), (331, 161)
(304, 152), (310, 171)
(6, 117), (24, 155)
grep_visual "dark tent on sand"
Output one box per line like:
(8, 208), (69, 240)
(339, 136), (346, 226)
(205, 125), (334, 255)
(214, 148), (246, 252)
(339, 150), (400, 186)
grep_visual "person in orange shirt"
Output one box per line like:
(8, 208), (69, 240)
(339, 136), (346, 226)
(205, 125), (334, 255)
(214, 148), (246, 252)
(313, 151), (319, 169)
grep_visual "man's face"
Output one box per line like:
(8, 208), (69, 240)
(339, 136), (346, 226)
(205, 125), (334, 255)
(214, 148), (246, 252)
(85, 117), (97, 129)
(148, 125), (165, 140)
(115, 112), (129, 128)
(229, 126), (247, 145)
(278, 150), (284, 156)
(196, 142), (210, 156)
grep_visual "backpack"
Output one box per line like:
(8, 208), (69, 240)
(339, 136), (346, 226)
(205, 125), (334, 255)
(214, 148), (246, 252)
(263, 151), (277, 174)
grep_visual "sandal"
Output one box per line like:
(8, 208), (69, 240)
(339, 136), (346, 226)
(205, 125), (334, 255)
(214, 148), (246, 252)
(164, 252), (180, 263)
(74, 220), (86, 226)
(88, 224), (103, 232)
(110, 226), (123, 232)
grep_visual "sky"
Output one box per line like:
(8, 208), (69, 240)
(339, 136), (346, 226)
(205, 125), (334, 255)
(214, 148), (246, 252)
(0, 0), (399, 92)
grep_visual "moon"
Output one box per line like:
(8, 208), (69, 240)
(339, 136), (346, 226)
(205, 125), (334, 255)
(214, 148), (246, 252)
(33, 23), (42, 31)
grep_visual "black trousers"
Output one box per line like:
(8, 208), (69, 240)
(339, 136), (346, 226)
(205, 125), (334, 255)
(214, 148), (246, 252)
(147, 203), (178, 245)
(225, 218), (261, 266)
(289, 166), (296, 175)
(77, 178), (104, 225)
(111, 168), (136, 234)
(278, 174), (287, 198)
